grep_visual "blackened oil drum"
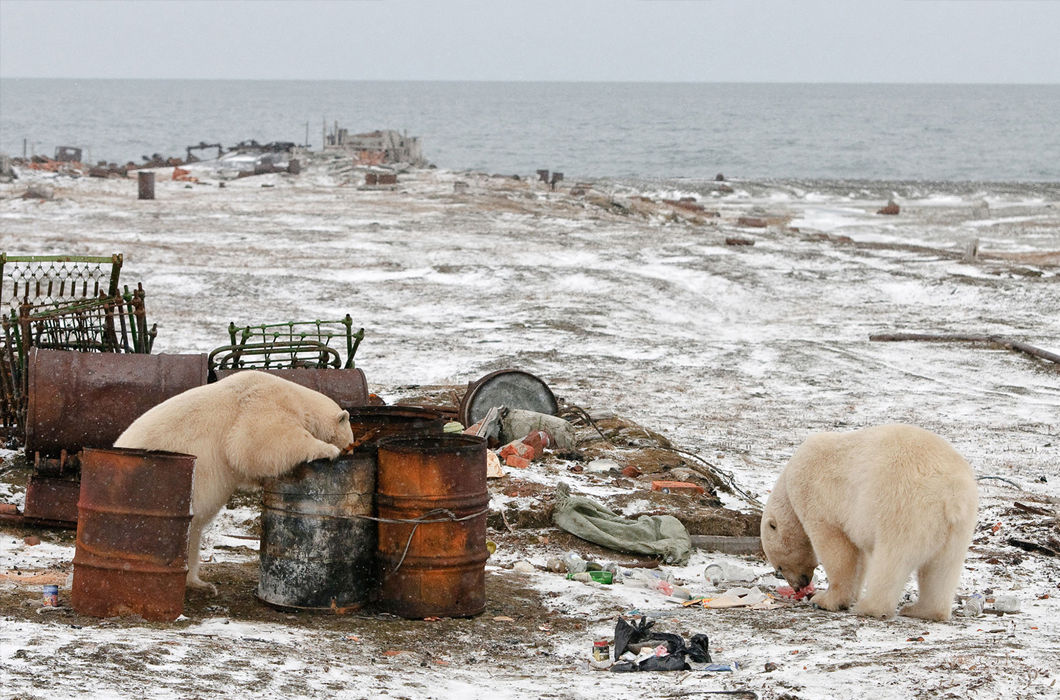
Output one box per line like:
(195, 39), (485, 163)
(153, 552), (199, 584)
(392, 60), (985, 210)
(71, 447), (195, 621)
(258, 454), (376, 610)
(376, 434), (489, 619)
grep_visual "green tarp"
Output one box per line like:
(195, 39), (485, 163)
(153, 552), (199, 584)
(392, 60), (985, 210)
(551, 482), (692, 565)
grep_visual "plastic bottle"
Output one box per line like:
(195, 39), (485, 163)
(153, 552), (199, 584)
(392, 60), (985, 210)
(545, 556), (566, 573)
(653, 579), (676, 596)
(563, 551), (587, 574)
(994, 594), (1020, 613)
(704, 564), (725, 586)
(960, 593), (984, 617)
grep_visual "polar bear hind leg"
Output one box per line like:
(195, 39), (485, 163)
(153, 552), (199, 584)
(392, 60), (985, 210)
(853, 540), (922, 619)
(900, 531), (969, 621)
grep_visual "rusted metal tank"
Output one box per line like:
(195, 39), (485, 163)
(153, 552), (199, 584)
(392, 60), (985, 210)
(256, 405), (445, 611)
(23, 474), (80, 527)
(136, 169), (154, 198)
(25, 348), (208, 457)
(347, 405), (447, 452)
(137, 171), (155, 200)
(458, 368), (559, 427)
(72, 447), (195, 621)
(376, 434), (489, 618)
(212, 367), (369, 409)
(258, 454), (376, 611)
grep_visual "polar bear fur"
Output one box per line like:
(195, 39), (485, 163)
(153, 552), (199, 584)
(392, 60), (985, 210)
(114, 370), (354, 593)
(761, 424), (978, 621)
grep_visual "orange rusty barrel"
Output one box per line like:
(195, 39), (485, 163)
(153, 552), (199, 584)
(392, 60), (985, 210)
(376, 434), (489, 618)
(347, 406), (447, 453)
(212, 367), (369, 409)
(72, 447), (195, 621)
(25, 348), (208, 457)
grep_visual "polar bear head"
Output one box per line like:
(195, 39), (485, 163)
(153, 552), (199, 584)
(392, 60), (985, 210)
(760, 473), (817, 592)
(312, 405), (354, 452)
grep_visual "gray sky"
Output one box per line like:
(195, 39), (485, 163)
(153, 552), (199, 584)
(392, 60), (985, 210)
(1, 0), (1058, 83)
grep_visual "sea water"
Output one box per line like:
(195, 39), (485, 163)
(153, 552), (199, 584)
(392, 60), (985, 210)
(1, 79), (1058, 182)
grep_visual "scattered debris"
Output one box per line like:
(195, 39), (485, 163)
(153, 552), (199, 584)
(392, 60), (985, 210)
(651, 480), (705, 496)
(323, 125), (426, 167)
(877, 198), (900, 215)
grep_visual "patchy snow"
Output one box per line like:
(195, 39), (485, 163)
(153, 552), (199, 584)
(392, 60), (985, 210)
(1, 162), (1058, 698)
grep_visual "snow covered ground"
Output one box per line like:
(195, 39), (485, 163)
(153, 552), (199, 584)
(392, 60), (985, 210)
(1, 160), (1058, 698)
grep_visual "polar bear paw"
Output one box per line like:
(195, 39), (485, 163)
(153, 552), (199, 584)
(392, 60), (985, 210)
(809, 588), (850, 612)
(186, 575), (218, 596)
(899, 601), (950, 621)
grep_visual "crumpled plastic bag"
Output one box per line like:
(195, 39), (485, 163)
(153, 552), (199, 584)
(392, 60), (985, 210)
(551, 482), (692, 565)
(702, 586), (773, 609)
(687, 634), (711, 663)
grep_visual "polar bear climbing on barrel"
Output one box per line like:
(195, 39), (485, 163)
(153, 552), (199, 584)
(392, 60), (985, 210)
(114, 370), (354, 593)
(760, 424), (978, 621)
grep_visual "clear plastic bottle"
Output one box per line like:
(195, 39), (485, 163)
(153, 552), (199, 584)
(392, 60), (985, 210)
(653, 579), (676, 596)
(961, 593), (984, 617)
(563, 551), (587, 574)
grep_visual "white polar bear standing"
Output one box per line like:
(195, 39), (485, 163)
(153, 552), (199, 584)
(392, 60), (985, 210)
(760, 424), (978, 621)
(114, 370), (354, 593)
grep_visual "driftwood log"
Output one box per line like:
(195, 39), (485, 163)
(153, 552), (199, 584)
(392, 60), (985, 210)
(870, 333), (1060, 366)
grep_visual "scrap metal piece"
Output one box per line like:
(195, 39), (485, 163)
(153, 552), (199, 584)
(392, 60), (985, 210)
(209, 316), (364, 371)
(23, 472), (80, 527)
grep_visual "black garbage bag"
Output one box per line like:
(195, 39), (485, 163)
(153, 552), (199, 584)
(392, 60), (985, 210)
(644, 632), (687, 657)
(610, 661), (639, 673)
(638, 654), (691, 672)
(611, 616), (712, 672)
(613, 616), (654, 659)
(687, 633), (711, 663)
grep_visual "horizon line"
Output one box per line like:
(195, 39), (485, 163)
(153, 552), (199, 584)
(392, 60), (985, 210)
(1, 76), (1058, 87)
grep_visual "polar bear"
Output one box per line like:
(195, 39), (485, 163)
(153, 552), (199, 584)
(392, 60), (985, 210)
(114, 370), (354, 593)
(761, 424), (978, 621)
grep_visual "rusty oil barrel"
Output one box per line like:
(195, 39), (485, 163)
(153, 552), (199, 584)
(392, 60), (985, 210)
(72, 447), (195, 621)
(255, 405), (445, 611)
(25, 348), (208, 457)
(213, 367), (369, 409)
(347, 405), (447, 453)
(137, 171), (155, 200)
(258, 454), (376, 610)
(376, 434), (489, 618)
